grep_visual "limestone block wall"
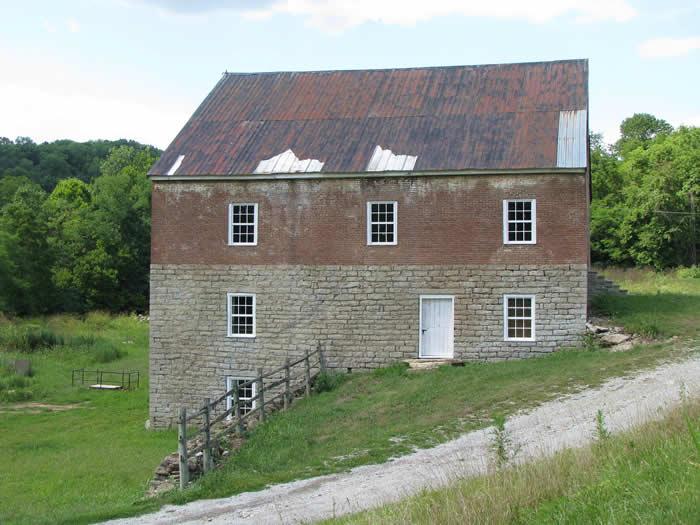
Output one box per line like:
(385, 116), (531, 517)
(149, 263), (587, 427)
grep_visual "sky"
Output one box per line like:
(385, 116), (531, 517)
(1, 0), (699, 150)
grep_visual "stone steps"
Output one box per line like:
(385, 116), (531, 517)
(588, 271), (628, 297)
(403, 358), (465, 371)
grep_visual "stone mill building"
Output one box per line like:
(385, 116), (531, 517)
(148, 59), (590, 427)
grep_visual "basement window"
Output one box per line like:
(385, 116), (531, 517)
(503, 294), (536, 341)
(503, 199), (536, 244)
(225, 377), (257, 416)
(227, 293), (256, 338)
(228, 203), (258, 246)
(367, 201), (398, 245)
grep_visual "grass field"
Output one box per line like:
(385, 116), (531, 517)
(328, 401), (700, 524)
(1, 269), (698, 524)
(0, 314), (176, 525)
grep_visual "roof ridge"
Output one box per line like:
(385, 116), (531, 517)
(220, 59), (588, 77)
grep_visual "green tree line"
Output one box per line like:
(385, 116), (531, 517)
(0, 139), (159, 314)
(591, 114), (699, 268)
(0, 114), (698, 315)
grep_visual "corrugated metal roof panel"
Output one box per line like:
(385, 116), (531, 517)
(367, 145), (417, 171)
(556, 109), (588, 168)
(150, 60), (588, 176)
(253, 149), (324, 174)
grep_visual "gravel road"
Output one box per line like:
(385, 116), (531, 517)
(106, 354), (700, 525)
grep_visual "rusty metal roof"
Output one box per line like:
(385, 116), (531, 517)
(150, 59), (588, 176)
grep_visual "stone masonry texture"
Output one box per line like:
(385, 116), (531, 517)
(149, 173), (589, 427)
(149, 263), (587, 427)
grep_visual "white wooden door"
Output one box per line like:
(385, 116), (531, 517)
(419, 296), (454, 358)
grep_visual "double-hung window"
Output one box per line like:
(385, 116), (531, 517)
(367, 201), (397, 245)
(503, 294), (536, 341)
(228, 203), (258, 246)
(227, 293), (256, 337)
(503, 199), (536, 244)
(225, 377), (257, 416)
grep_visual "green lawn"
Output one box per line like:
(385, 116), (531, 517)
(595, 266), (700, 339)
(0, 314), (176, 525)
(328, 401), (700, 525)
(1, 269), (698, 524)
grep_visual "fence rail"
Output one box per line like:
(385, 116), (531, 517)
(71, 368), (140, 390)
(177, 346), (325, 488)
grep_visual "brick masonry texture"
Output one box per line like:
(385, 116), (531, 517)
(151, 174), (589, 266)
(149, 263), (587, 428)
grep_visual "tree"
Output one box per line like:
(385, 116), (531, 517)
(614, 113), (673, 158)
(616, 127), (700, 268)
(0, 184), (54, 314)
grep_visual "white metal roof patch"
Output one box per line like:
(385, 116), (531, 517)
(166, 154), (185, 176)
(366, 145), (417, 172)
(556, 110), (587, 168)
(253, 149), (324, 174)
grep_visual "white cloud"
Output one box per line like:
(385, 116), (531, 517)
(67, 18), (81, 33)
(638, 36), (700, 58)
(0, 47), (192, 148)
(133, 0), (637, 31)
(242, 0), (637, 31)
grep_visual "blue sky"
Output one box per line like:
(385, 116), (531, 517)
(1, 0), (698, 149)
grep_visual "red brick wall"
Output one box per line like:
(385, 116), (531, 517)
(151, 174), (588, 265)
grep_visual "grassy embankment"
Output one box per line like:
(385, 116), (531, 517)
(328, 401), (700, 524)
(0, 268), (697, 523)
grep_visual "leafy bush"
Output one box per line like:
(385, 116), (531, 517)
(68, 334), (97, 348)
(91, 341), (125, 363)
(677, 266), (700, 279)
(0, 326), (64, 352)
(314, 371), (347, 393)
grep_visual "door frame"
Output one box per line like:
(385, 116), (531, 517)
(418, 294), (455, 359)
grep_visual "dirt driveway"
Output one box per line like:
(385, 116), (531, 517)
(106, 354), (700, 525)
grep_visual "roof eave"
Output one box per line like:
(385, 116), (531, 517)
(150, 167), (587, 182)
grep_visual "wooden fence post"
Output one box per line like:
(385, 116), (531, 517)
(257, 368), (265, 423)
(319, 343), (326, 373)
(233, 386), (244, 434)
(203, 398), (212, 473)
(178, 407), (189, 489)
(284, 358), (291, 410)
(304, 349), (311, 397)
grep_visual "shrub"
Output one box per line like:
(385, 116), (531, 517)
(7, 375), (30, 389)
(594, 409), (611, 441)
(0, 326), (64, 352)
(68, 334), (97, 348)
(0, 388), (33, 402)
(676, 265), (700, 279)
(84, 311), (112, 329)
(314, 371), (347, 393)
(581, 332), (600, 352)
(91, 341), (125, 363)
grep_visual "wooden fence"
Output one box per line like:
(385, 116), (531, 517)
(177, 346), (325, 488)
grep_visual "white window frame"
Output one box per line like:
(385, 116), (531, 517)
(366, 201), (398, 246)
(503, 199), (536, 245)
(228, 203), (258, 246)
(503, 294), (536, 342)
(227, 292), (256, 338)
(225, 376), (257, 419)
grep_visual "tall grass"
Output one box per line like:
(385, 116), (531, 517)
(331, 402), (700, 524)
